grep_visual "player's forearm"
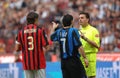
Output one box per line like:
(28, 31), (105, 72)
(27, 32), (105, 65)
(51, 27), (55, 34)
(78, 46), (86, 59)
(44, 45), (50, 52)
(15, 40), (22, 52)
(15, 44), (21, 52)
(83, 37), (99, 48)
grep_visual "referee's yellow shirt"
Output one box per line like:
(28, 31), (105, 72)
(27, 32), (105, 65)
(79, 24), (100, 53)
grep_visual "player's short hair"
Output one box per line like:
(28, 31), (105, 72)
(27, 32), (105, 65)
(79, 12), (90, 19)
(27, 12), (39, 24)
(62, 14), (73, 27)
(79, 12), (90, 23)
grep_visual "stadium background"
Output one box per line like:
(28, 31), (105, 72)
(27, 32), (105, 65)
(0, 0), (120, 78)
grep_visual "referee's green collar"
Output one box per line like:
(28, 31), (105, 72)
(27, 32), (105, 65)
(82, 24), (91, 29)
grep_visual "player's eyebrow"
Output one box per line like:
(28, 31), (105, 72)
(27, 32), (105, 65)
(79, 16), (84, 19)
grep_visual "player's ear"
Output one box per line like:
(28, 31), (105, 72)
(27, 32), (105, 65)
(71, 19), (74, 27)
(71, 20), (74, 24)
(87, 18), (90, 23)
(35, 18), (38, 24)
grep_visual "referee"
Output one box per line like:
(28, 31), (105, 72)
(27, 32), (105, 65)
(79, 12), (100, 78)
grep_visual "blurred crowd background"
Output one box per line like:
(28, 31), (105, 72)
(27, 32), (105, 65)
(0, 0), (120, 62)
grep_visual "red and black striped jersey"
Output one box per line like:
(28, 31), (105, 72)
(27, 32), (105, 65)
(16, 24), (49, 70)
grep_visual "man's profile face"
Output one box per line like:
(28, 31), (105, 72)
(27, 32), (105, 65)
(79, 14), (89, 26)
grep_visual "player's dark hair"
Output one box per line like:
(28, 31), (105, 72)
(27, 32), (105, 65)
(79, 12), (90, 19)
(79, 12), (90, 23)
(27, 12), (39, 24)
(62, 14), (73, 27)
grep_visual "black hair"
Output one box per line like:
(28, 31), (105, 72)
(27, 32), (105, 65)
(62, 14), (73, 27)
(79, 12), (90, 19)
(27, 12), (39, 24)
(79, 12), (90, 23)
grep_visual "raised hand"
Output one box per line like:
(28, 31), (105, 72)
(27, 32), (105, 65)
(52, 22), (59, 30)
(79, 30), (88, 41)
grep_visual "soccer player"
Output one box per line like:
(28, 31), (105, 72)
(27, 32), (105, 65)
(78, 12), (100, 78)
(51, 14), (88, 78)
(15, 12), (49, 78)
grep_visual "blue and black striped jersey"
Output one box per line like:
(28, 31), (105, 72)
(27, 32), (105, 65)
(51, 27), (82, 59)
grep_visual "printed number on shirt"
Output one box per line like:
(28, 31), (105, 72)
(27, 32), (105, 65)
(60, 38), (66, 53)
(27, 36), (34, 50)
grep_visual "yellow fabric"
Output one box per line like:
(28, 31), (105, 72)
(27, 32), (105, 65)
(79, 24), (100, 76)
(80, 53), (96, 76)
(79, 24), (100, 53)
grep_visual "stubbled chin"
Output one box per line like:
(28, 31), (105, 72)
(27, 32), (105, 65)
(79, 23), (83, 25)
(79, 22), (82, 24)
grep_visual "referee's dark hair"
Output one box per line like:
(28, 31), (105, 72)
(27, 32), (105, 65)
(62, 14), (73, 27)
(79, 12), (90, 22)
(27, 12), (39, 24)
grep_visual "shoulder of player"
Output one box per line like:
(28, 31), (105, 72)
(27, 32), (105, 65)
(89, 26), (100, 36)
(68, 27), (79, 34)
(70, 27), (78, 31)
(55, 28), (63, 32)
(89, 25), (99, 32)
(37, 26), (46, 32)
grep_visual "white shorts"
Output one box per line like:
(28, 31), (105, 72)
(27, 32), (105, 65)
(24, 69), (46, 78)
